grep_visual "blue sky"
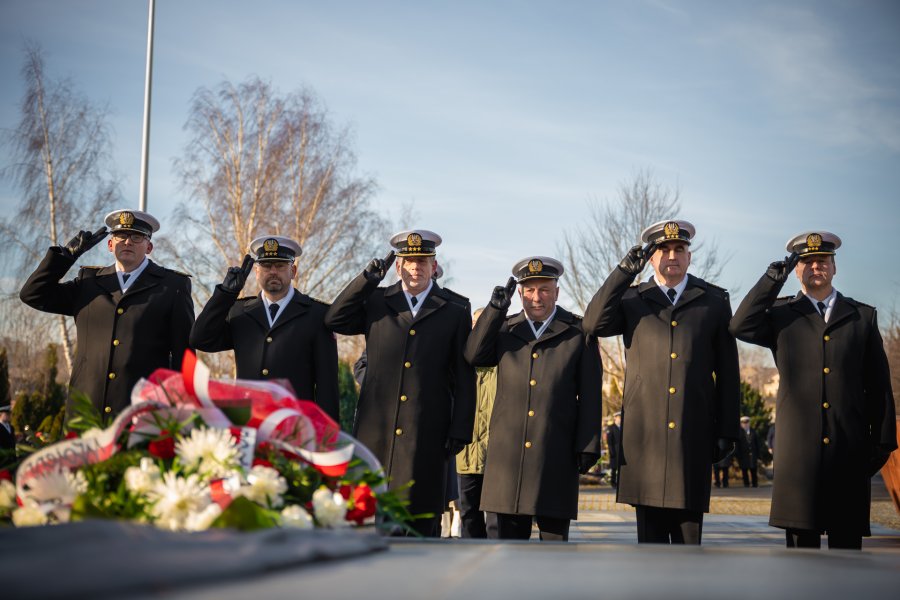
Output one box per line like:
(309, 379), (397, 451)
(2, 0), (899, 317)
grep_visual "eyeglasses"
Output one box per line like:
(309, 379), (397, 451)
(112, 232), (149, 243)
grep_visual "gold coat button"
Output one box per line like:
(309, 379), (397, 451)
(395, 428), (403, 436)
(670, 352), (677, 359)
(668, 387), (676, 394)
(262, 368), (269, 376)
(824, 335), (830, 342)
(117, 308), (124, 315)
(668, 421), (676, 429)
(823, 437), (830, 445)
(528, 410), (535, 417)
(108, 372), (116, 380)
(823, 402), (830, 409)
(671, 320), (678, 327)
(530, 379), (537, 386)
(404, 361), (411, 368)
(823, 367), (830, 374)
(409, 329), (416, 336)
(400, 395), (408, 402)
(266, 336), (273, 343)
(112, 339), (120, 346)
(525, 441), (532, 448)
(532, 352), (539, 359)
(104, 406), (112, 414)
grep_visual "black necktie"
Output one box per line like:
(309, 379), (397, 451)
(122, 273), (130, 283)
(817, 301), (827, 320)
(410, 296), (418, 307)
(533, 321), (543, 329)
(667, 288), (677, 304)
(269, 303), (279, 321)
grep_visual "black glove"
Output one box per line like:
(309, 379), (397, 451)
(490, 277), (517, 310)
(63, 227), (108, 260)
(765, 252), (800, 283)
(445, 438), (467, 456)
(869, 445), (895, 477)
(222, 254), (254, 294)
(578, 453), (600, 475)
(712, 438), (736, 464)
(618, 244), (654, 277)
(363, 250), (396, 283)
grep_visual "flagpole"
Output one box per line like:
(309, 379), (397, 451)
(138, 0), (156, 212)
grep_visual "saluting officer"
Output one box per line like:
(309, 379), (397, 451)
(583, 220), (740, 544)
(190, 236), (339, 421)
(466, 257), (603, 541)
(20, 209), (194, 419)
(324, 230), (476, 537)
(730, 231), (896, 549)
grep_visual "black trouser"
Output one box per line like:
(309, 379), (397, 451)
(457, 474), (498, 539)
(713, 464), (729, 487)
(741, 463), (758, 487)
(635, 505), (703, 544)
(785, 528), (862, 550)
(610, 463), (619, 487)
(494, 513), (570, 541)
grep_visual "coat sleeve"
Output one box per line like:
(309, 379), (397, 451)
(582, 267), (633, 337)
(19, 248), (79, 316)
(864, 309), (897, 453)
(714, 294), (741, 441)
(168, 274), (195, 370)
(313, 311), (341, 423)
(448, 307), (476, 443)
(463, 302), (505, 367)
(728, 273), (784, 348)
(189, 285), (237, 352)
(323, 272), (379, 335)
(575, 333), (604, 455)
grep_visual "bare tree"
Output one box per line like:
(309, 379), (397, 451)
(0, 42), (119, 374)
(559, 169), (728, 414)
(885, 312), (900, 414)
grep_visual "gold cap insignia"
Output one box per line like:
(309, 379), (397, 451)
(407, 233), (422, 248)
(806, 233), (822, 250)
(119, 212), (135, 227)
(263, 238), (279, 254)
(663, 222), (680, 239)
(528, 259), (544, 273)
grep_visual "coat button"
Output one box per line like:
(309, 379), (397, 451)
(108, 372), (116, 380)
(400, 395), (408, 402)
(266, 336), (273, 343)
(823, 367), (830, 374)
(395, 428), (403, 436)
(404, 361), (411, 368)
(104, 406), (112, 414)
(409, 329), (416, 336)
(532, 352), (539, 359)
(823, 437), (830, 445)
(671, 320), (677, 327)
(824, 335), (830, 342)
(823, 402), (830, 409)
(668, 421), (676, 429)
(262, 368), (269, 376)
(668, 387), (676, 394)
(528, 410), (535, 417)
(670, 352), (677, 359)
(117, 308), (124, 315)
(530, 379), (537, 386)
(112, 339), (120, 346)
(525, 441), (532, 448)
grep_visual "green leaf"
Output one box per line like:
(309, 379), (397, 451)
(70, 494), (112, 521)
(211, 496), (280, 531)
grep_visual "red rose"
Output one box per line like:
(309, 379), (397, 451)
(0, 469), (11, 481)
(252, 458), (273, 468)
(148, 430), (176, 459)
(345, 483), (376, 525)
(338, 484), (352, 500)
(65, 431), (79, 440)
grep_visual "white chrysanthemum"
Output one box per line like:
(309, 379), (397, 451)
(147, 472), (211, 531)
(239, 466), (287, 508)
(175, 428), (240, 479)
(12, 499), (49, 527)
(311, 487), (348, 528)
(0, 480), (16, 512)
(184, 503), (222, 532)
(124, 457), (162, 494)
(281, 504), (314, 529)
(21, 468), (86, 504)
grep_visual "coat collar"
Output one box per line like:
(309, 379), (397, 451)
(95, 260), (164, 301)
(638, 273), (707, 310)
(790, 290), (856, 330)
(244, 289), (311, 331)
(383, 281), (449, 324)
(507, 307), (577, 344)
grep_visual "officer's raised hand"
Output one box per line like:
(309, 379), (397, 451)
(222, 254), (254, 294)
(490, 277), (517, 310)
(765, 252), (799, 283)
(63, 227), (108, 260)
(619, 244), (652, 277)
(363, 250), (395, 283)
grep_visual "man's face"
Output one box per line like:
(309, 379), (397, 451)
(614, 415), (621, 426)
(741, 420), (750, 431)
(650, 241), (691, 284)
(255, 260), (296, 297)
(108, 232), (152, 270)
(519, 278), (559, 321)
(795, 254), (836, 292)
(396, 256), (436, 293)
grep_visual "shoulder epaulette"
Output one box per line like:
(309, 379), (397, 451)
(79, 265), (102, 270)
(308, 296), (330, 306)
(706, 282), (728, 293)
(237, 296), (256, 302)
(845, 297), (875, 310)
(165, 268), (192, 278)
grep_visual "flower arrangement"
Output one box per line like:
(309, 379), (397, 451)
(0, 352), (413, 533)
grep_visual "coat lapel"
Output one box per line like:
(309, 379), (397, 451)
(637, 279), (671, 309)
(122, 261), (162, 299)
(242, 295), (270, 330)
(384, 282), (413, 326)
(95, 265), (123, 303)
(507, 311), (534, 344)
(788, 292), (825, 329)
(825, 292), (856, 330)
(412, 285), (447, 323)
(535, 308), (575, 345)
(673, 275), (706, 311)
(270, 290), (310, 332)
